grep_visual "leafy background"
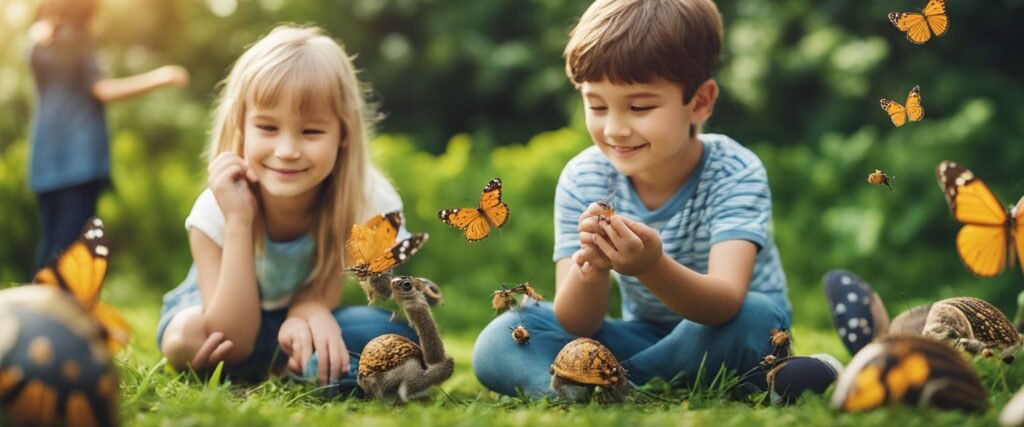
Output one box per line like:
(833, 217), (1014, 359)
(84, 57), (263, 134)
(0, 0), (1023, 385)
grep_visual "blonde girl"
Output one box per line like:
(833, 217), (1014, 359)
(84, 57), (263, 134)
(157, 25), (417, 390)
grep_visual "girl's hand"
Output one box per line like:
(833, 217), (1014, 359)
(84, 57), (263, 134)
(592, 215), (663, 276)
(190, 331), (234, 373)
(306, 309), (348, 386)
(278, 317), (313, 376)
(208, 152), (258, 222)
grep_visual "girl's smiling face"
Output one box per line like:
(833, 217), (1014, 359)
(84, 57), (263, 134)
(243, 93), (343, 203)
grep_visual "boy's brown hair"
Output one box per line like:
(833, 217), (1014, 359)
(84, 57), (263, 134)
(564, 0), (723, 103)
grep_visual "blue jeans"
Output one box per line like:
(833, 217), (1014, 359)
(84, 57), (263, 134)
(472, 291), (791, 397)
(156, 280), (417, 388)
(34, 180), (105, 271)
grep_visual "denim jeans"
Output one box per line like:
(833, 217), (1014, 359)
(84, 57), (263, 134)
(472, 291), (791, 397)
(34, 180), (105, 271)
(157, 280), (417, 388)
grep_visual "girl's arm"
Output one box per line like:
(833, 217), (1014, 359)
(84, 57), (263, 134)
(191, 222), (262, 362)
(553, 257), (611, 337)
(91, 65), (188, 103)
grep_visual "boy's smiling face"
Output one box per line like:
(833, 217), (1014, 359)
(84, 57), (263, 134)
(581, 78), (704, 180)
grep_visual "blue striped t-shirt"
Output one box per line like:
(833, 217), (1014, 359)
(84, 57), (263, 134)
(553, 133), (789, 325)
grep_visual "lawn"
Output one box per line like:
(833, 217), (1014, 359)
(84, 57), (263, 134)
(99, 278), (1024, 427)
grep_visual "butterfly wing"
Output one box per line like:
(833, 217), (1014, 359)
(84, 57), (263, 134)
(923, 0), (949, 38)
(889, 12), (932, 44)
(366, 233), (428, 274)
(880, 98), (908, 127)
(32, 217), (109, 308)
(438, 208), (492, 241)
(479, 178), (510, 229)
(345, 211), (402, 267)
(905, 86), (924, 123)
(936, 161), (1009, 277)
(92, 302), (132, 352)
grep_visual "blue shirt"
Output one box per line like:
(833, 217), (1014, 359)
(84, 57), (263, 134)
(28, 37), (110, 193)
(553, 134), (789, 325)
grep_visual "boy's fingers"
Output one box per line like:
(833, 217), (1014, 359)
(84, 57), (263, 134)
(608, 217), (642, 251)
(592, 233), (619, 262)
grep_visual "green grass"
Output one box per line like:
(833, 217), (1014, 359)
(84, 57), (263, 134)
(99, 279), (1024, 426)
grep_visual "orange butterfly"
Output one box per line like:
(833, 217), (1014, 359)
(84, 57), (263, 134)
(880, 86), (924, 128)
(32, 217), (131, 352)
(889, 0), (948, 45)
(936, 161), (1024, 277)
(345, 211), (428, 277)
(438, 177), (510, 241)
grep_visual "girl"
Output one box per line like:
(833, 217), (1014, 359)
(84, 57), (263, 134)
(156, 25), (418, 390)
(28, 0), (189, 271)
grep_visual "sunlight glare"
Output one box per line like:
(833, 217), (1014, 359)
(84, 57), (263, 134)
(206, 0), (236, 17)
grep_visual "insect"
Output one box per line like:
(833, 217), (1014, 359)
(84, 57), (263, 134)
(935, 161), (1024, 277)
(0, 286), (118, 427)
(510, 324), (530, 345)
(491, 289), (517, 313)
(880, 86), (924, 128)
(921, 297), (1020, 364)
(345, 211), (429, 301)
(438, 177), (510, 241)
(509, 282), (545, 306)
(32, 216), (130, 353)
(867, 170), (894, 191)
(832, 335), (986, 412)
(889, 0), (948, 45)
(594, 199), (616, 223)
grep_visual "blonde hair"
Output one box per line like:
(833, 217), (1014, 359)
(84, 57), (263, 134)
(209, 25), (377, 292)
(564, 0), (723, 103)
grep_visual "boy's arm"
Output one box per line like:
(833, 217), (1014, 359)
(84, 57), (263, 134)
(593, 217), (756, 326)
(92, 65), (189, 103)
(635, 240), (755, 325)
(553, 257), (611, 337)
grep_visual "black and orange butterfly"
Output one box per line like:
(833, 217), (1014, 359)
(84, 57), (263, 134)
(32, 217), (131, 352)
(345, 210), (428, 277)
(880, 86), (924, 128)
(889, 0), (949, 45)
(438, 177), (510, 241)
(936, 161), (1024, 277)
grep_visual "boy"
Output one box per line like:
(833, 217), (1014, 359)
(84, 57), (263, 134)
(473, 0), (790, 397)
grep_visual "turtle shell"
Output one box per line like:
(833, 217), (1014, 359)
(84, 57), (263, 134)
(357, 334), (423, 378)
(832, 335), (986, 412)
(938, 297), (1020, 346)
(0, 286), (117, 427)
(550, 338), (623, 386)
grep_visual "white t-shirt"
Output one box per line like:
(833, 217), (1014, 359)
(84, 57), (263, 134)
(184, 168), (406, 309)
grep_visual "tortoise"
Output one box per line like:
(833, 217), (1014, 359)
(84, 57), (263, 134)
(357, 276), (453, 402)
(549, 338), (627, 402)
(0, 286), (118, 427)
(832, 335), (986, 412)
(921, 297), (1021, 364)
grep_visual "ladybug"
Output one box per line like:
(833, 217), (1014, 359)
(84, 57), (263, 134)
(0, 286), (118, 427)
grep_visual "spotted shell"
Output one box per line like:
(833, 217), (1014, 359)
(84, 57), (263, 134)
(357, 334), (423, 378)
(550, 338), (623, 386)
(936, 297), (1020, 346)
(0, 286), (117, 427)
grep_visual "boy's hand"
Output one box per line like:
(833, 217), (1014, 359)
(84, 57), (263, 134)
(592, 215), (663, 276)
(208, 152), (258, 222)
(574, 202), (616, 275)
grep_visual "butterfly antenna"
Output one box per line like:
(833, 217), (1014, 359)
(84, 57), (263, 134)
(899, 291), (911, 313)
